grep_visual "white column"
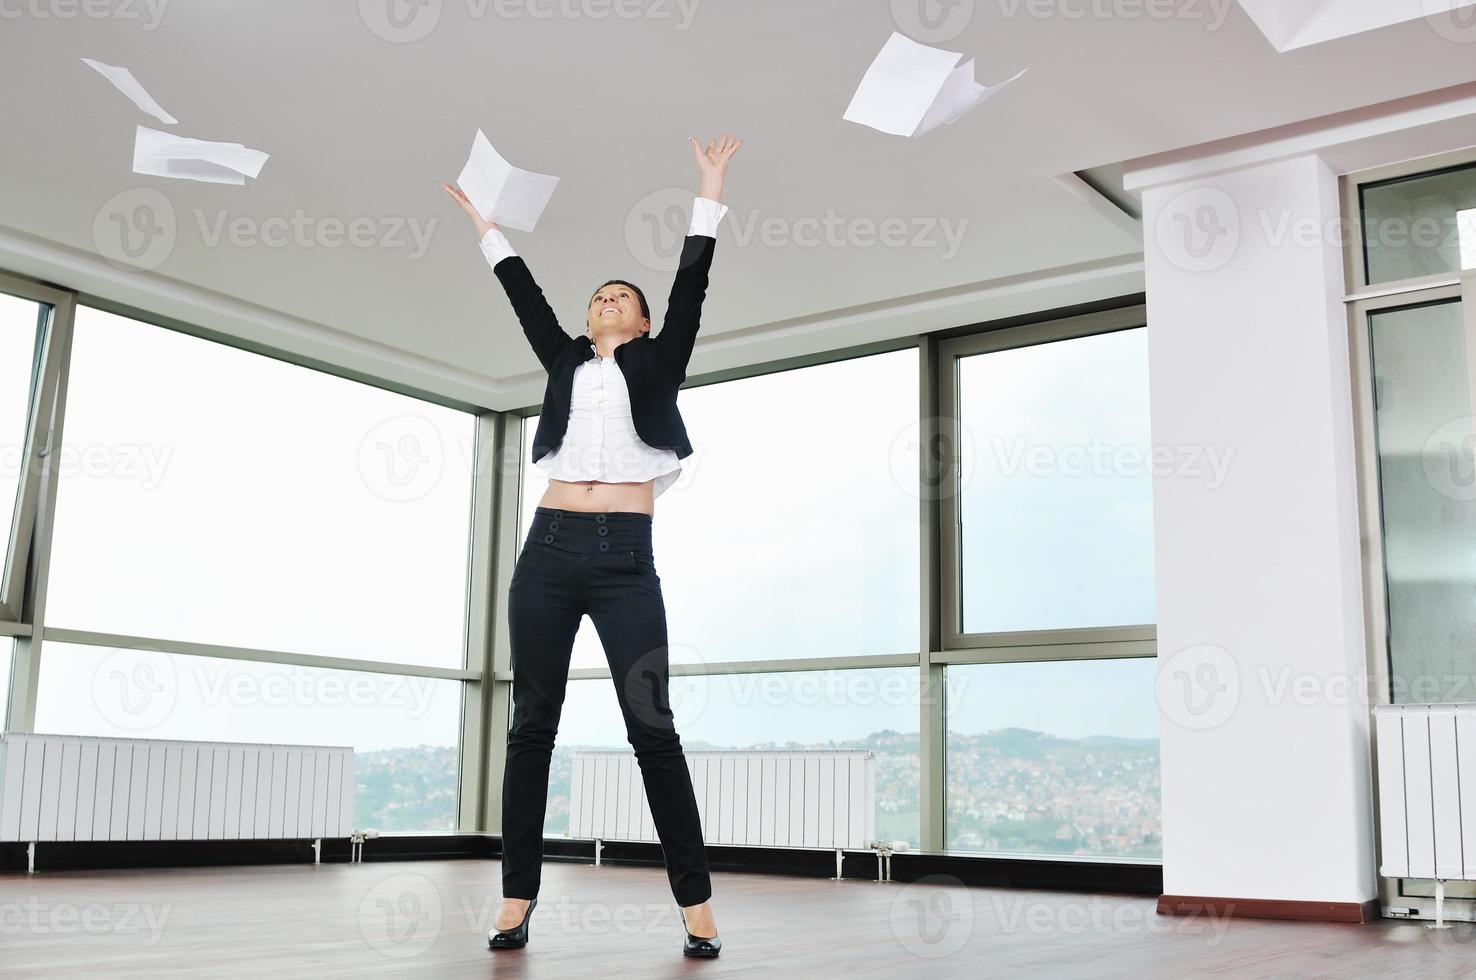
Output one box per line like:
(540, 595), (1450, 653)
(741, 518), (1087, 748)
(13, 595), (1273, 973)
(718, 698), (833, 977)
(1141, 153), (1376, 903)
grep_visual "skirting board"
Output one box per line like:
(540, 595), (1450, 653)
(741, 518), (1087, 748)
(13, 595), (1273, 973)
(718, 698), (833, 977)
(1158, 894), (1383, 923)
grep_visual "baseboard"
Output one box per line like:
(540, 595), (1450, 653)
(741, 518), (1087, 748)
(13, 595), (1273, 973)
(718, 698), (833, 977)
(1157, 894), (1383, 923)
(0, 835), (499, 873)
(0, 836), (1162, 896)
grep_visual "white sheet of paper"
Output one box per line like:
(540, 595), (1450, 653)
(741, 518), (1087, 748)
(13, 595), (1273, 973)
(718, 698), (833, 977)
(132, 125), (270, 185)
(843, 32), (961, 137)
(915, 61), (1028, 137)
(81, 58), (177, 125)
(843, 32), (1025, 138)
(456, 129), (560, 233)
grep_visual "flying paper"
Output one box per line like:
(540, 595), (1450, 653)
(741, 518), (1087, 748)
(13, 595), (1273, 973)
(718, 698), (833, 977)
(132, 125), (270, 185)
(81, 58), (177, 125)
(843, 32), (1026, 138)
(1236, 0), (1476, 53)
(456, 129), (560, 233)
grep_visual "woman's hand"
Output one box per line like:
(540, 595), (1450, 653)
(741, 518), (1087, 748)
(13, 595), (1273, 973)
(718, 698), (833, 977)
(689, 133), (742, 202)
(441, 181), (499, 241)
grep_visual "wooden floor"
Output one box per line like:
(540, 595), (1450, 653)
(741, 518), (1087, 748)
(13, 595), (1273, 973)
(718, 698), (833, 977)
(0, 858), (1471, 978)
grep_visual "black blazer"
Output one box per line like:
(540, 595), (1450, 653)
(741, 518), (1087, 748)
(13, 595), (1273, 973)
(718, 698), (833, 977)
(493, 233), (717, 464)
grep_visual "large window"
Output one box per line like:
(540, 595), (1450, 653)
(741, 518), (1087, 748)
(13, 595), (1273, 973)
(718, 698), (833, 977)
(510, 318), (1159, 863)
(517, 348), (921, 669)
(33, 643), (463, 831)
(938, 311), (1157, 860)
(1350, 156), (1476, 708)
(945, 658), (1160, 859)
(4, 260), (1162, 862)
(1360, 161), (1476, 285)
(10, 303), (482, 833)
(1366, 299), (1476, 703)
(542, 667), (921, 848)
(47, 307), (477, 669)
(956, 327), (1155, 634)
(513, 348), (927, 851)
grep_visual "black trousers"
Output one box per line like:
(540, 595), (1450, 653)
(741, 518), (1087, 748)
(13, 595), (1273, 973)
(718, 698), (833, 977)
(501, 505), (712, 907)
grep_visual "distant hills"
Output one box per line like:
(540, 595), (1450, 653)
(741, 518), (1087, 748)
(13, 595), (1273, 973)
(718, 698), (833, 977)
(353, 727), (1161, 860)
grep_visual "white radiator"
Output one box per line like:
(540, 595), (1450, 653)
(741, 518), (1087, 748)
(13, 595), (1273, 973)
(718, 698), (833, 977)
(0, 733), (355, 852)
(567, 749), (877, 854)
(1373, 704), (1476, 925)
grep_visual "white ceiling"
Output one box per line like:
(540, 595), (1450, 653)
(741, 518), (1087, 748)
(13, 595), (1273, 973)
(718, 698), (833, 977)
(3, 2), (1476, 409)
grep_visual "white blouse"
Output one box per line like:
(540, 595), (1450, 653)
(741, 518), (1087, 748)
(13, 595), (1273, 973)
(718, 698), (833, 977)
(539, 351), (684, 497)
(480, 196), (730, 499)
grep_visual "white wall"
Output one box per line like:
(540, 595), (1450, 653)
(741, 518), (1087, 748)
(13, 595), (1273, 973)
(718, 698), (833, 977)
(1141, 153), (1376, 902)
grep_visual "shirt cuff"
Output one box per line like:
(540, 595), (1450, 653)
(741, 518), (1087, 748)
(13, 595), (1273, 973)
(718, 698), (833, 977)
(479, 227), (517, 269)
(688, 196), (729, 238)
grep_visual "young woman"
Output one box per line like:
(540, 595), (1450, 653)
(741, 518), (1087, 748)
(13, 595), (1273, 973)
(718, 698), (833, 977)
(442, 132), (741, 959)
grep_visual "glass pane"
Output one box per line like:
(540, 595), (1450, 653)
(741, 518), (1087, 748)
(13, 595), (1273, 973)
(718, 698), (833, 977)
(0, 292), (43, 584)
(517, 349), (921, 668)
(945, 658), (1161, 859)
(33, 642), (463, 831)
(542, 667), (921, 848)
(47, 307), (477, 669)
(1, 637), (12, 728)
(958, 328), (1155, 634)
(1368, 299), (1476, 703)
(1361, 162), (1476, 285)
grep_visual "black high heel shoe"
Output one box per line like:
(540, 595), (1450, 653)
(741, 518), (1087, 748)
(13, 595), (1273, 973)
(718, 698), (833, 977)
(678, 906), (721, 958)
(488, 897), (537, 950)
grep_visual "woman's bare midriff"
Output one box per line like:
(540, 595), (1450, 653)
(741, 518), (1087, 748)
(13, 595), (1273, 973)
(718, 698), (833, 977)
(538, 478), (655, 515)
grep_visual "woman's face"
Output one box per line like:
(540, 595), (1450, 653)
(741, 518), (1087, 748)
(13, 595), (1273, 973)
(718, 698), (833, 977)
(587, 282), (649, 340)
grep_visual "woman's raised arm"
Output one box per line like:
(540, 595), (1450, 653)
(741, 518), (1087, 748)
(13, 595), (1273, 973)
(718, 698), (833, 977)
(653, 134), (742, 379)
(442, 181), (574, 373)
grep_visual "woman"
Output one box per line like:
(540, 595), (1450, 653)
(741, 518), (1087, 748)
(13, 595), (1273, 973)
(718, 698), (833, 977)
(442, 132), (741, 959)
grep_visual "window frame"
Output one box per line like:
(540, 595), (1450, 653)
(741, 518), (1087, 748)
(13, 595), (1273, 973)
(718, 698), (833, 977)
(0, 270), (72, 626)
(1343, 146), (1476, 922)
(0, 261), (1162, 861)
(1341, 145), (1476, 296)
(0, 279), (487, 835)
(935, 303), (1156, 664)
